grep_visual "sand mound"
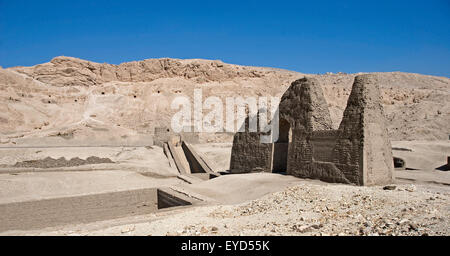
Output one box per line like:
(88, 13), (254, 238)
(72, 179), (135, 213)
(13, 156), (114, 168)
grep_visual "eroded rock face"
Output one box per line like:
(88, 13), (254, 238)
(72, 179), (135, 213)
(11, 56), (273, 87)
(1, 57), (449, 143)
(1, 57), (297, 142)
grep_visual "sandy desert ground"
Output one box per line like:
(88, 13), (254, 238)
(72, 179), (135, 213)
(0, 57), (448, 236)
(0, 140), (448, 236)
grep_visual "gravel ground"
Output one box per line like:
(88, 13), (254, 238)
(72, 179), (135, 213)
(22, 181), (447, 236)
(202, 183), (449, 236)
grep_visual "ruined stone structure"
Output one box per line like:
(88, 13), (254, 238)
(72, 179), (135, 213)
(230, 75), (394, 186)
(230, 115), (273, 173)
(153, 126), (199, 147)
(154, 126), (219, 181)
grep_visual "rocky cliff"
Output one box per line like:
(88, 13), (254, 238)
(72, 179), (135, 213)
(0, 56), (448, 144)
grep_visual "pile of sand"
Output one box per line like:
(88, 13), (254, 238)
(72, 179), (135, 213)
(13, 156), (114, 168)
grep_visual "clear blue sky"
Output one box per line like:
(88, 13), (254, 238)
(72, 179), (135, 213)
(1, 0), (449, 77)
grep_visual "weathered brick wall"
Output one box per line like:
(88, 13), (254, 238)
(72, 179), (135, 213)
(357, 75), (394, 185)
(229, 76), (394, 186)
(311, 130), (340, 163)
(229, 131), (272, 173)
(279, 77), (333, 131)
(288, 161), (351, 184)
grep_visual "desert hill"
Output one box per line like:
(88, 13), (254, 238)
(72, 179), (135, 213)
(0, 56), (448, 144)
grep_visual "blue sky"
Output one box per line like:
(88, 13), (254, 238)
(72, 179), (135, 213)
(0, 0), (449, 77)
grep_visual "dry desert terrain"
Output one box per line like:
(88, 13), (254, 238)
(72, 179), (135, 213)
(0, 57), (448, 235)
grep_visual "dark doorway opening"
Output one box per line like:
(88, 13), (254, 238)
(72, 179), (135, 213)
(272, 118), (291, 173)
(393, 157), (405, 169)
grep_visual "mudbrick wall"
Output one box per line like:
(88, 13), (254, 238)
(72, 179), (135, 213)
(230, 115), (273, 173)
(230, 75), (394, 186)
(334, 74), (394, 185)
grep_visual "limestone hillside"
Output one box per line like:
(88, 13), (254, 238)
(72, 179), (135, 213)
(0, 56), (448, 144)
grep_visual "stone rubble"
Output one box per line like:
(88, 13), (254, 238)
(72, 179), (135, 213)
(194, 183), (449, 236)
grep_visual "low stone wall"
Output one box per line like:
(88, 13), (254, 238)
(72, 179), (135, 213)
(0, 188), (159, 232)
(0, 188), (197, 232)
